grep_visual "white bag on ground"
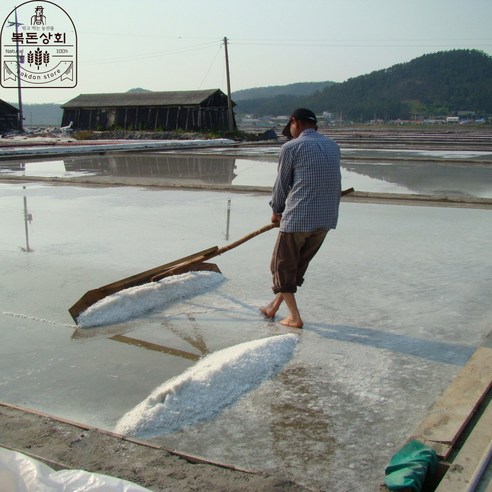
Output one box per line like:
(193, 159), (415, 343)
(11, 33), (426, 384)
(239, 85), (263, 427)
(0, 447), (149, 492)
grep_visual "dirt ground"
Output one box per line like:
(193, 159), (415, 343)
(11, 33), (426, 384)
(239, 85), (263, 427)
(0, 403), (310, 491)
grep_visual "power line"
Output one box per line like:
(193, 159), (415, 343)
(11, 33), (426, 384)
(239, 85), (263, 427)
(198, 44), (223, 89)
(232, 40), (492, 48)
(83, 40), (221, 66)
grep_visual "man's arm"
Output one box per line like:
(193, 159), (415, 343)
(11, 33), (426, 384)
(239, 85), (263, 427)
(269, 147), (294, 217)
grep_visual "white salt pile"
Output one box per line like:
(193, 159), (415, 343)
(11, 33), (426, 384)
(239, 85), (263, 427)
(77, 271), (224, 328)
(114, 334), (298, 437)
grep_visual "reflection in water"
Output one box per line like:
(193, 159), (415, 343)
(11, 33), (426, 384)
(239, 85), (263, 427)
(167, 315), (209, 357)
(22, 186), (33, 253)
(72, 311), (209, 362)
(64, 154), (238, 185)
(225, 198), (231, 240)
(342, 161), (492, 198)
(0, 159), (94, 179)
(109, 334), (201, 361)
(2, 151), (491, 197)
(108, 316), (210, 362)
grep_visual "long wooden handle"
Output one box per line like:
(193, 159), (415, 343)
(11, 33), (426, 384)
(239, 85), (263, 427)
(215, 222), (278, 255)
(151, 222), (278, 281)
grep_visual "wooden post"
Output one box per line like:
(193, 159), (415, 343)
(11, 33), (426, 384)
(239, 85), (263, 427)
(154, 107), (159, 130)
(14, 8), (24, 132)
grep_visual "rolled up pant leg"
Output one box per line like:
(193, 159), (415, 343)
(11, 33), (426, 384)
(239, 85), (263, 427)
(296, 229), (328, 286)
(271, 229), (328, 294)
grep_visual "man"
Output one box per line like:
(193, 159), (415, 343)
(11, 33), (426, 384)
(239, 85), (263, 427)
(260, 108), (341, 328)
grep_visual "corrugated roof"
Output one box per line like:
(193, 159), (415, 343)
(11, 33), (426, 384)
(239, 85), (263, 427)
(61, 89), (227, 108)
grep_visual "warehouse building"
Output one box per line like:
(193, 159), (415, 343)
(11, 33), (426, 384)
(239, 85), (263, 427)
(0, 99), (20, 133)
(61, 89), (236, 132)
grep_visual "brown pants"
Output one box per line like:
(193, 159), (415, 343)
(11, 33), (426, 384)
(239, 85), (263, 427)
(271, 229), (328, 294)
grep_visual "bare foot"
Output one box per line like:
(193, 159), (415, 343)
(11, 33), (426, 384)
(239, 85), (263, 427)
(259, 294), (284, 319)
(259, 306), (275, 319)
(280, 317), (303, 329)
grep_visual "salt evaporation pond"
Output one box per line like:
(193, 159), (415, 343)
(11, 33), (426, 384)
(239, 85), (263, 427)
(2, 147), (492, 197)
(0, 166), (491, 490)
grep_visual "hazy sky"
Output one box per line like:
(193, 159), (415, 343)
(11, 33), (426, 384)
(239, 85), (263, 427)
(2, 0), (492, 105)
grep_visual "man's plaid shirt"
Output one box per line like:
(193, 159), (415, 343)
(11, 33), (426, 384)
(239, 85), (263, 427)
(270, 128), (341, 233)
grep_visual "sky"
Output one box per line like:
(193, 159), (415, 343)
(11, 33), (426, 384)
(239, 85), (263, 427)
(1, 0), (492, 106)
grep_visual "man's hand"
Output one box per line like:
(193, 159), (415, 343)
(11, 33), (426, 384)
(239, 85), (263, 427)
(271, 213), (282, 224)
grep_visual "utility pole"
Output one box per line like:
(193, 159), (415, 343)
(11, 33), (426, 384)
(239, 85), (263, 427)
(223, 37), (234, 132)
(14, 7), (24, 132)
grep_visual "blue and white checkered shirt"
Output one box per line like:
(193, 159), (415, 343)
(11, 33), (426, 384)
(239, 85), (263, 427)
(270, 129), (341, 233)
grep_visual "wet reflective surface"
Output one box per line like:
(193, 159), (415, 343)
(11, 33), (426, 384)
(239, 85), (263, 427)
(1, 146), (492, 197)
(1, 176), (491, 490)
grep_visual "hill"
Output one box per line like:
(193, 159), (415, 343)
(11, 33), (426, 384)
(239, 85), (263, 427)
(236, 50), (492, 121)
(10, 50), (492, 126)
(232, 81), (333, 101)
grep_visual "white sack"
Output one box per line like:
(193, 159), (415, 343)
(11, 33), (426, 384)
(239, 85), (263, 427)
(0, 447), (149, 492)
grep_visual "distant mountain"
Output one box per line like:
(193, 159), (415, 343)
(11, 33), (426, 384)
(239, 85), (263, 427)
(236, 50), (492, 121)
(12, 50), (492, 127)
(232, 81), (334, 101)
(11, 83), (331, 127)
(127, 87), (152, 93)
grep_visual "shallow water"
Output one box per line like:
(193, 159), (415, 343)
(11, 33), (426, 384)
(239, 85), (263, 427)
(2, 146), (492, 197)
(1, 178), (491, 490)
